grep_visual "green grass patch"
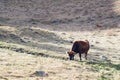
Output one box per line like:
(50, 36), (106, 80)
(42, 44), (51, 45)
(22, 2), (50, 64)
(86, 61), (120, 80)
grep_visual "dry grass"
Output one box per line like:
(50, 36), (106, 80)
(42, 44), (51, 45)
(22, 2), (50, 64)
(0, 26), (16, 32)
(0, 27), (120, 80)
(0, 47), (119, 80)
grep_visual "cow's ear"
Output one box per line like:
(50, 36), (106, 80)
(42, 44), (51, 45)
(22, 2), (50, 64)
(72, 51), (77, 55)
(67, 51), (72, 54)
(67, 51), (70, 54)
(66, 51), (68, 54)
(67, 51), (76, 55)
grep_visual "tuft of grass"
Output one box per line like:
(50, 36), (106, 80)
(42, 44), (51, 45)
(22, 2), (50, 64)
(106, 29), (118, 36)
(86, 61), (120, 80)
(100, 72), (113, 80)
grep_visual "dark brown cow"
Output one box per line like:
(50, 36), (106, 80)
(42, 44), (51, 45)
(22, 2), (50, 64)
(67, 40), (90, 61)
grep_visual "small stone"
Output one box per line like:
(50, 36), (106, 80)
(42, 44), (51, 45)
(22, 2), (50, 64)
(31, 71), (48, 77)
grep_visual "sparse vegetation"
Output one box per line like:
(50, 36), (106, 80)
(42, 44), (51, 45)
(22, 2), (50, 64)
(0, 0), (120, 80)
(0, 26), (120, 80)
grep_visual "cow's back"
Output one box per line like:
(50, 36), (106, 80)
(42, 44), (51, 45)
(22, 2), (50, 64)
(72, 40), (89, 53)
(79, 41), (89, 53)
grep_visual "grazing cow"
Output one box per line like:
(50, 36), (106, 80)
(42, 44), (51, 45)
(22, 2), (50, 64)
(67, 40), (90, 61)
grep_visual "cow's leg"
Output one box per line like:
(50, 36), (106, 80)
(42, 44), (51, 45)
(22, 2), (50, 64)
(85, 52), (87, 60)
(79, 53), (82, 61)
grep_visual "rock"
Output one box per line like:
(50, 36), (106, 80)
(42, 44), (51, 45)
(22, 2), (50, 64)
(30, 71), (48, 77)
(99, 55), (108, 61)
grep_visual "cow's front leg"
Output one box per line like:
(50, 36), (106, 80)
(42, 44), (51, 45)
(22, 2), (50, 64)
(85, 52), (87, 60)
(79, 53), (82, 61)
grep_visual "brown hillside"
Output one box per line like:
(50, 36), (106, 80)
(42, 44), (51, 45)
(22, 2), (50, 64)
(0, 0), (120, 31)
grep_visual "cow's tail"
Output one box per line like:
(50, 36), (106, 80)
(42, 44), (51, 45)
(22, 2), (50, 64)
(85, 40), (89, 43)
(85, 40), (90, 48)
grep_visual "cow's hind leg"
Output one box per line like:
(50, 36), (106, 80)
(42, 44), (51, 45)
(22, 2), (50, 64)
(79, 53), (82, 61)
(85, 52), (87, 60)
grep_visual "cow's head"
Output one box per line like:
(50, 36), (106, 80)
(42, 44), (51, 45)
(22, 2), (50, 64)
(67, 51), (76, 60)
